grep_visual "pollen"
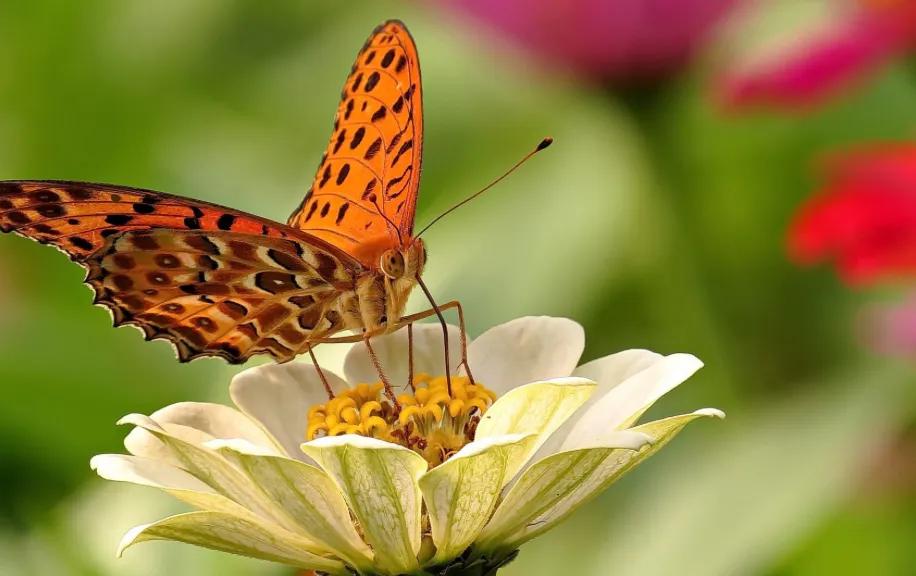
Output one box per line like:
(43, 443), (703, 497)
(306, 374), (497, 467)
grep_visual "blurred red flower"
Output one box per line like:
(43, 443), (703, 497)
(720, 0), (916, 109)
(788, 144), (916, 285)
(440, 0), (739, 80)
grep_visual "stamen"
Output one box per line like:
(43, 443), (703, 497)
(305, 374), (497, 467)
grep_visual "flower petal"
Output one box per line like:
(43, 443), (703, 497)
(118, 414), (310, 537)
(560, 353), (704, 451)
(230, 362), (350, 460)
(466, 316), (584, 395)
(302, 435), (427, 575)
(89, 454), (256, 518)
(474, 409), (723, 554)
(118, 511), (346, 574)
(476, 377), (595, 466)
(123, 401), (280, 465)
(419, 433), (536, 565)
(572, 349), (665, 391)
(207, 439), (373, 571)
(344, 322), (462, 386)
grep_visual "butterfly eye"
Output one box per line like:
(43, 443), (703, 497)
(379, 249), (405, 279)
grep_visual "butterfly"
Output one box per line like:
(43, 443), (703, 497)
(0, 20), (463, 368)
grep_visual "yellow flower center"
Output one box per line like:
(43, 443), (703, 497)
(306, 375), (497, 467)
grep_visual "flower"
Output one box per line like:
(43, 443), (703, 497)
(788, 144), (916, 285)
(718, 0), (916, 109)
(91, 316), (723, 575)
(860, 293), (916, 356)
(440, 0), (739, 80)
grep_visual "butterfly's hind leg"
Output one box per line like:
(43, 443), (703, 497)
(307, 346), (335, 400)
(448, 299), (476, 386)
(407, 322), (416, 392)
(414, 276), (454, 393)
(363, 335), (401, 409)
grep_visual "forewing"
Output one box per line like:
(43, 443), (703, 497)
(288, 20), (423, 265)
(0, 180), (357, 363)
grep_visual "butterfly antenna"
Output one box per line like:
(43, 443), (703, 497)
(416, 137), (553, 238)
(371, 196), (404, 245)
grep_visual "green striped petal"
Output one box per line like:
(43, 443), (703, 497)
(118, 511), (346, 574)
(207, 439), (373, 572)
(118, 414), (318, 546)
(419, 434), (536, 565)
(302, 435), (427, 575)
(90, 453), (258, 520)
(474, 409), (723, 555)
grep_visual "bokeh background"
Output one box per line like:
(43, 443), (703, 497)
(1, 0), (915, 574)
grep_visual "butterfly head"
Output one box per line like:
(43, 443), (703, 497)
(379, 238), (425, 281)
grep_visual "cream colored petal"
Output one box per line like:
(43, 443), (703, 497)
(419, 434), (536, 565)
(118, 414), (311, 538)
(230, 362), (349, 460)
(207, 439), (373, 572)
(572, 349), (665, 394)
(118, 511), (346, 574)
(536, 350), (665, 457)
(476, 378), (595, 467)
(91, 453), (213, 493)
(474, 409), (723, 555)
(465, 316), (584, 396)
(560, 353), (704, 451)
(344, 322), (462, 386)
(122, 401), (280, 467)
(90, 453), (254, 519)
(302, 435), (427, 575)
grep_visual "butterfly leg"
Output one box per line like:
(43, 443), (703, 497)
(307, 346), (335, 400)
(317, 301), (475, 385)
(407, 322), (416, 392)
(363, 335), (400, 409)
(448, 299), (476, 386)
(414, 275), (453, 394)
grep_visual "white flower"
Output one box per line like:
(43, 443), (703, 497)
(91, 316), (724, 576)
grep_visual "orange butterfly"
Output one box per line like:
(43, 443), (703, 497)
(0, 20), (467, 374)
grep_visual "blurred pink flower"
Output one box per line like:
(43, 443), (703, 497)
(787, 144), (916, 285)
(861, 294), (916, 356)
(720, 0), (916, 109)
(441, 0), (740, 80)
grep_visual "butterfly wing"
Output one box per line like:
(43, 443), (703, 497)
(288, 20), (423, 267)
(0, 180), (359, 363)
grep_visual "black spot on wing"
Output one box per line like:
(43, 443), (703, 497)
(336, 163), (350, 185)
(364, 137), (382, 160)
(336, 203), (350, 225)
(350, 127), (365, 149)
(69, 237), (93, 251)
(381, 48), (395, 68)
(362, 179), (377, 200)
(333, 129), (347, 154)
(105, 214), (133, 226)
(392, 139), (413, 167)
(217, 214), (236, 230)
(304, 201), (318, 223)
(364, 71), (380, 92)
(132, 203), (155, 214)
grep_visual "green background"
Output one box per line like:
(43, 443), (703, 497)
(0, 1), (914, 574)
